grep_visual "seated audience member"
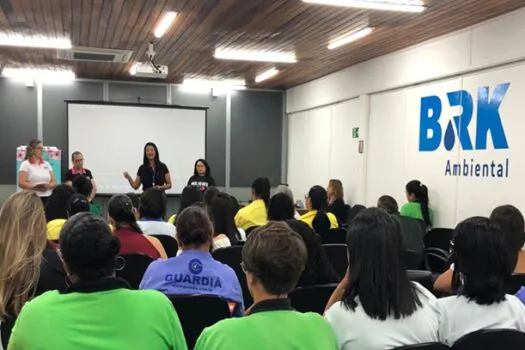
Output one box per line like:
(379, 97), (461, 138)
(286, 220), (339, 286)
(209, 193), (242, 251)
(400, 180), (433, 228)
(228, 195), (247, 241)
(168, 186), (202, 225)
(108, 195), (167, 260)
(268, 193), (296, 222)
(127, 193), (141, 220)
(435, 217), (525, 346)
(194, 222), (338, 350)
(138, 188), (175, 237)
(327, 179), (348, 224)
(300, 186), (339, 231)
(8, 212), (187, 350)
(140, 206), (244, 316)
(203, 186), (220, 207)
(325, 208), (439, 349)
(378, 195), (424, 254)
(275, 184), (301, 219)
(45, 184), (73, 240)
(435, 205), (525, 294)
(0, 191), (66, 347)
(72, 175), (102, 216)
(67, 193), (90, 217)
(235, 177), (270, 231)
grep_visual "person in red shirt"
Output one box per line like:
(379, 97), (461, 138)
(107, 194), (167, 260)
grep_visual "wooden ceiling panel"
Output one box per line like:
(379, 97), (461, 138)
(0, 0), (524, 88)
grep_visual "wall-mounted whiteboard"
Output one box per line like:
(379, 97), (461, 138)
(68, 103), (206, 194)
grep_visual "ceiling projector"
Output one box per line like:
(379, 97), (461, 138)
(130, 62), (168, 79)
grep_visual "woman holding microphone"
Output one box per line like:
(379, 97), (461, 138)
(18, 139), (56, 203)
(123, 142), (172, 192)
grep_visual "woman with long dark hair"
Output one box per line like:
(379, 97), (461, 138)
(234, 177), (270, 231)
(187, 158), (215, 193)
(209, 193), (241, 250)
(401, 180), (432, 228)
(108, 194), (167, 260)
(44, 184), (74, 241)
(123, 142), (172, 191)
(300, 186), (339, 232)
(325, 208), (438, 349)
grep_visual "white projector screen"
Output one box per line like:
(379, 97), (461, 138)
(68, 103), (206, 195)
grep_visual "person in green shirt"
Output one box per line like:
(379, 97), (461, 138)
(72, 175), (102, 216)
(8, 212), (187, 350)
(400, 180), (433, 229)
(194, 221), (338, 350)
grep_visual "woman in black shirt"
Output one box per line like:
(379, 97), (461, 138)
(123, 142), (172, 192)
(187, 158), (215, 193)
(327, 179), (349, 224)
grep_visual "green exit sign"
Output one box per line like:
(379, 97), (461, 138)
(352, 127), (359, 139)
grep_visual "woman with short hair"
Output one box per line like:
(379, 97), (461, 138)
(235, 177), (270, 231)
(8, 212), (187, 350)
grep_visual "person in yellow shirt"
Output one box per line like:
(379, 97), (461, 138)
(300, 185), (339, 232)
(235, 177), (270, 231)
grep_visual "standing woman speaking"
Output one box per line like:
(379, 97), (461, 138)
(18, 139), (56, 203)
(123, 142), (171, 192)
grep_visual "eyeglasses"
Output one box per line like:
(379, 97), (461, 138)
(240, 262), (248, 274)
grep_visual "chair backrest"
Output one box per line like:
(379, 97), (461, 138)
(346, 204), (366, 223)
(399, 216), (425, 254)
(424, 228), (453, 252)
(115, 253), (154, 289)
(212, 246), (253, 307)
(508, 274), (525, 294)
(404, 250), (423, 270)
(321, 244), (348, 278)
(290, 284), (337, 314)
(319, 227), (347, 244)
(451, 329), (525, 350)
(150, 235), (178, 257)
(169, 295), (231, 349)
(407, 270), (434, 293)
(245, 226), (260, 235)
(394, 343), (449, 350)
(424, 247), (450, 273)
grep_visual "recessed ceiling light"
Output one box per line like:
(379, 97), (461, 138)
(328, 27), (374, 50)
(154, 12), (178, 38)
(303, 0), (426, 13)
(0, 34), (71, 49)
(255, 67), (280, 83)
(214, 48), (297, 63)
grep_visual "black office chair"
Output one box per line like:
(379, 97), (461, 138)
(424, 247), (450, 273)
(508, 273), (525, 294)
(394, 343), (449, 349)
(319, 227), (347, 244)
(322, 244), (348, 278)
(346, 204), (366, 224)
(451, 329), (525, 350)
(290, 284), (337, 314)
(404, 250), (423, 270)
(150, 235), (178, 257)
(169, 295), (231, 349)
(115, 253), (154, 289)
(212, 246), (253, 308)
(424, 228), (453, 252)
(407, 270), (434, 293)
(399, 216), (425, 254)
(245, 226), (260, 236)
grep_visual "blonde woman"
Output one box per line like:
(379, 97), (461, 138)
(0, 191), (60, 347)
(327, 179), (348, 224)
(18, 139), (56, 203)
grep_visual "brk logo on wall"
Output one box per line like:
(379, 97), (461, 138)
(419, 83), (510, 178)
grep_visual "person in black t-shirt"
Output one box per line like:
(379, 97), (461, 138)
(187, 158), (215, 193)
(65, 151), (96, 200)
(123, 142), (172, 192)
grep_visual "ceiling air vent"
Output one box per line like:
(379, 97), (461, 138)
(58, 47), (133, 63)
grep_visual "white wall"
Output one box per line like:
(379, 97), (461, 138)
(286, 8), (525, 227)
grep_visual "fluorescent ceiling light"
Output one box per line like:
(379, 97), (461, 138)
(129, 63), (138, 75)
(214, 48), (297, 63)
(302, 0), (426, 13)
(154, 12), (178, 38)
(328, 27), (374, 50)
(2, 68), (75, 82)
(0, 33), (71, 49)
(255, 67), (279, 83)
(183, 78), (246, 88)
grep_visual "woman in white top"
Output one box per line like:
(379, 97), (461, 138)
(324, 208), (439, 350)
(435, 217), (525, 346)
(18, 139), (56, 202)
(209, 193), (242, 252)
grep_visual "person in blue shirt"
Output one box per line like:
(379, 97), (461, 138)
(140, 206), (244, 316)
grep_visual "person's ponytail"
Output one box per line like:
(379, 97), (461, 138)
(419, 184), (431, 227)
(252, 177), (271, 208)
(309, 186), (331, 232)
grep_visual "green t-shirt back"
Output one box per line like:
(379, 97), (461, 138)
(400, 202), (433, 225)
(195, 310), (338, 350)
